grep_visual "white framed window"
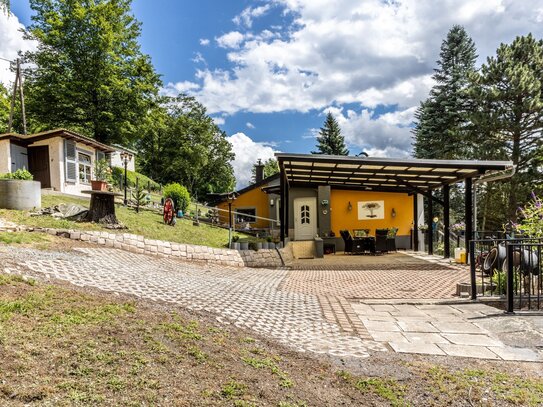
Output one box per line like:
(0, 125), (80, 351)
(78, 152), (92, 184)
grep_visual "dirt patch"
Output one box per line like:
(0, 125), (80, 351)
(0, 272), (542, 406)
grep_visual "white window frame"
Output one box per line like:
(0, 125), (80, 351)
(77, 149), (93, 185)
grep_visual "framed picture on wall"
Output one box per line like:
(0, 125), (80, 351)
(358, 201), (385, 220)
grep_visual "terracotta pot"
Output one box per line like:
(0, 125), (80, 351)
(91, 180), (108, 191)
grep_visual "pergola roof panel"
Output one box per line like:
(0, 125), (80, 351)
(276, 153), (513, 193)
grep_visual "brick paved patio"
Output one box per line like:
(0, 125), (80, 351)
(282, 252), (470, 299)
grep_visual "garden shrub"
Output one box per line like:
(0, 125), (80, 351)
(163, 183), (191, 213)
(0, 168), (34, 180)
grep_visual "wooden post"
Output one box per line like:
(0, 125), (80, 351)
(444, 184), (450, 258)
(413, 194), (419, 251)
(280, 167), (285, 242)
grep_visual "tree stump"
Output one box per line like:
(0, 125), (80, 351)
(83, 191), (121, 225)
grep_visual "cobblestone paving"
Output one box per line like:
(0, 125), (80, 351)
(0, 246), (386, 359)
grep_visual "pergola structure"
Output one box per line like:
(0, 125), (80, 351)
(276, 153), (514, 257)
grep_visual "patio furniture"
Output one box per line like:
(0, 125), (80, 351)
(340, 230), (364, 254)
(323, 237), (336, 255)
(375, 229), (389, 253)
(353, 228), (370, 238)
(387, 227), (398, 252)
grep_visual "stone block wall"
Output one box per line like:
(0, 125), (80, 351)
(1, 223), (288, 269)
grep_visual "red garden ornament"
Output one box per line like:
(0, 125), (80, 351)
(163, 198), (175, 225)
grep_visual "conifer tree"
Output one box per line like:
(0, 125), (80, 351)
(312, 112), (349, 155)
(413, 25), (477, 159)
(469, 34), (543, 220)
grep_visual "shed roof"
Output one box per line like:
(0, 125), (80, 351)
(275, 153), (513, 193)
(0, 128), (116, 153)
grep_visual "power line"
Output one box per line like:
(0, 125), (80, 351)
(0, 56), (14, 63)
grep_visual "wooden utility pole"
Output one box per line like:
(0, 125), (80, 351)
(8, 58), (27, 134)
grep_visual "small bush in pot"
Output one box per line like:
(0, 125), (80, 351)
(0, 168), (34, 180)
(92, 159), (112, 191)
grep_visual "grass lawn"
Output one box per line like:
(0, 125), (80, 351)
(1, 272), (542, 406)
(0, 192), (257, 248)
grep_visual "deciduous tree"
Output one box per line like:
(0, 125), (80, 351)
(24, 0), (161, 145)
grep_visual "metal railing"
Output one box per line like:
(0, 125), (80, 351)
(469, 237), (543, 312)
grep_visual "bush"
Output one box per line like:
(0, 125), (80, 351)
(111, 167), (160, 192)
(0, 168), (34, 180)
(163, 183), (190, 213)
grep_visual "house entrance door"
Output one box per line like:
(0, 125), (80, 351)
(294, 198), (317, 240)
(28, 146), (51, 188)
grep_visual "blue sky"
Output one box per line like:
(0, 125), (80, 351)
(4, 1), (543, 187)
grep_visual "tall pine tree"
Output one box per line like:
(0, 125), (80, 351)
(312, 112), (349, 155)
(24, 0), (161, 146)
(469, 34), (543, 221)
(413, 25), (477, 159)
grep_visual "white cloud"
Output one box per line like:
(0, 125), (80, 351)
(0, 11), (36, 87)
(246, 122), (255, 129)
(216, 31), (245, 49)
(199, 38), (210, 46)
(162, 80), (200, 96)
(175, 0), (543, 117)
(233, 5), (272, 28)
(227, 132), (276, 188)
(212, 116), (225, 125)
(330, 107), (415, 158)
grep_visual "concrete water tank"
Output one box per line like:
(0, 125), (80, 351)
(0, 180), (41, 210)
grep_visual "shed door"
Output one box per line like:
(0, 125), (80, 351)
(294, 198), (317, 240)
(28, 146), (51, 188)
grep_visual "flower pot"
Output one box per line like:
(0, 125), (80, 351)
(256, 242), (263, 250)
(268, 242), (276, 249)
(230, 242), (240, 250)
(262, 242), (269, 250)
(0, 179), (41, 210)
(91, 180), (108, 191)
(239, 242), (249, 250)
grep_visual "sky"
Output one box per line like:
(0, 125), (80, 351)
(2, 0), (543, 188)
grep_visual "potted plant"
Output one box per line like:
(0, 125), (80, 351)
(230, 235), (240, 250)
(239, 240), (249, 250)
(0, 168), (41, 210)
(92, 159), (111, 191)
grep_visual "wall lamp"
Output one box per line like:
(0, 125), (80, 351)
(391, 208), (396, 218)
(270, 198), (275, 206)
(347, 201), (353, 211)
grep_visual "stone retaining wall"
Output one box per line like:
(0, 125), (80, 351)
(1, 222), (287, 268)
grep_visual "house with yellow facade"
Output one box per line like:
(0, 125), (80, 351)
(275, 153), (513, 257)
(213, 162), (280, 233)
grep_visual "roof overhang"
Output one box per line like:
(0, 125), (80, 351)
(275, 153), (514, 193)
(0, 128), (116, 153)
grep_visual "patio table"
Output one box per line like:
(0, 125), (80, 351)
(81, 190), (122, 224)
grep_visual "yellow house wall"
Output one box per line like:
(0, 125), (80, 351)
(330, 190), (413, 236)
(217, 187), (270, 229)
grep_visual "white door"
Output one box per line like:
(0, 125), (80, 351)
(10, 144), (28, 172)
(294, 198), (317, 240)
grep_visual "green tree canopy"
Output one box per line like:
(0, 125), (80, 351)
(138, 95), (236, 200)
(312, 112), (349, 155)
(24, 0), (161, 145)
(0, 84), (10, 133)
(413, 25), (477, 159)
(251, 158), (279, 183)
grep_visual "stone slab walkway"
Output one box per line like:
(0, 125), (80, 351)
(352, 302), (543, 362)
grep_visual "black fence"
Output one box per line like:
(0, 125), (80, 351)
(469, 237), (543, 312)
